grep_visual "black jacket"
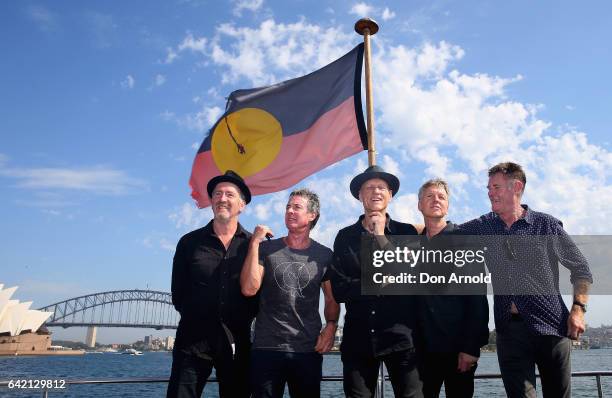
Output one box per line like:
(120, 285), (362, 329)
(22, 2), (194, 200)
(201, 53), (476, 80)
(171, 220), (258, 357)
(330, 215), (420, 358)
(417, 222), (489, 357)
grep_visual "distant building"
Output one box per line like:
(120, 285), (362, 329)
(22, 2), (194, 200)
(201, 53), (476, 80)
(144, 335), (153, 348)
(165, 336), (174, 350)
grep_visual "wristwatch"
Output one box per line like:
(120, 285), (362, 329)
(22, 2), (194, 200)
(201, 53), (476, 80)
(573, 301), (587, 313)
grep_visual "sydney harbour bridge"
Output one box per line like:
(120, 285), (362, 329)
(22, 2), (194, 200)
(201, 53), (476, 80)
(37, 289), (179, 346)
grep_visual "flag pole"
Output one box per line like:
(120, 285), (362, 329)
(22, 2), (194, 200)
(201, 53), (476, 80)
(355, 18), (379, 167)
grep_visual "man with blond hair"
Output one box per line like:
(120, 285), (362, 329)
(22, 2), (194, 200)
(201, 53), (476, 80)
(416, 178), (488, 398)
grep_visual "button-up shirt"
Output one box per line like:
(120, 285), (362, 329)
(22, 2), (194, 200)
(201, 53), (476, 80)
(171, 220), (257, 357)
(460, 205), (592, 337)
(330, 215), (419, 358)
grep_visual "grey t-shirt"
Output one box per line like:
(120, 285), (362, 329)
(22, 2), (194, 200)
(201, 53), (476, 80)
(252, 238), (333, 352)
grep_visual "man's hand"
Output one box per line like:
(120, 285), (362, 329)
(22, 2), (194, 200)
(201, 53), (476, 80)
(567, 306), (586, 340)
(457, 352), (478, 373)
(364, 212), (386, 235)
(252, 225), (273, 242)
(314, 323), (337, 353)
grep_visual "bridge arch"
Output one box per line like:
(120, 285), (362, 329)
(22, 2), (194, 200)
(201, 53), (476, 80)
(38, 289), (179, 329)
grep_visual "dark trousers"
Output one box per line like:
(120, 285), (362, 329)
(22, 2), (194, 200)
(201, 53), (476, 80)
(497, 319), (571, 398)
(166, 347), (250, 398)
(342, 349), (424, 398)
(250, 350), (323, 398)
(421, 352), (475, 398)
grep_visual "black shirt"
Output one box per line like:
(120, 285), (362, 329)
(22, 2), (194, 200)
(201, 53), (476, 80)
(330, 215), (419, 358)
(417, 222), (489, 357)
(171, 220), (257, 357)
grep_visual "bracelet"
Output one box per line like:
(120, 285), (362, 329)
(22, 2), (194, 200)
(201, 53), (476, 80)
(326, 319), (338, 325)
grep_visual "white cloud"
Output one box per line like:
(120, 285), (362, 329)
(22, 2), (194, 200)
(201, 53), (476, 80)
(161, 105), (223, 132)
(159, 238), (176, 252)
(254, 203), (270, 221)
(164, 47), (178, 64)
(233, 0), (264, 17)
(178, 32), (207, 53)
(349, 2), (374, 17)
(167, 19), (354, 86)
(154, 74), (166, 86)
(185, 105), (223, 132)
(382, 7), (396, 20)
(164, 32), (207, 63)
(371, 40), (611, 233)
(0, 162), (147, 195)
(120, 75), (135, 89)
(26, 5), (58, 31)
(381, 155), (401, 177)
(389, 193), (421, 224)
(169, 202), (212, 230)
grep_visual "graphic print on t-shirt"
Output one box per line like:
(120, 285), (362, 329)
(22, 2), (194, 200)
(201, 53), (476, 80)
(273, 261), (314, 298)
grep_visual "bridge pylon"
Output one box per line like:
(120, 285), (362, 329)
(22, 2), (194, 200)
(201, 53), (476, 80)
(86, 326), (97, 347)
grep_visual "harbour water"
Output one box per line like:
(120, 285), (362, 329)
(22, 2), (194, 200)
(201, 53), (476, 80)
(1, 349), (611, 397)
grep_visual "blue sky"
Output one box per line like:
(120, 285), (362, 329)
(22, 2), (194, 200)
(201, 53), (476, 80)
(1, 1), (611, 344)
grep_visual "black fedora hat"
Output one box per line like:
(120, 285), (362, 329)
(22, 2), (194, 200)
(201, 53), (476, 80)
(349, 165), (400, 199)
(206, 170), (252, 204)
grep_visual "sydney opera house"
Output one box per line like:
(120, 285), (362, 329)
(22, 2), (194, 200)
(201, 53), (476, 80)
(0, 283), (54, 355)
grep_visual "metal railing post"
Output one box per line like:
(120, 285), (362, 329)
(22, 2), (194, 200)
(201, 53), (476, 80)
(375, 361), (384, 397)
(596, 374), (603, 398)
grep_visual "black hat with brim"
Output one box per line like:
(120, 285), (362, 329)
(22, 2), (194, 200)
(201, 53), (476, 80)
(349, 165), (400, 199)
(206, 170), (252, 204)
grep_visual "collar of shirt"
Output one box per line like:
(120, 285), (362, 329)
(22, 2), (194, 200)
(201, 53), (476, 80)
(201, 219), (249, 241)
(421, 221), (458, 237)
(491, 204), (534, 231)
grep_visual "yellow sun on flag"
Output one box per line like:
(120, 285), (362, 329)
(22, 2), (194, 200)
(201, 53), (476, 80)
(211, 108), (283, 178)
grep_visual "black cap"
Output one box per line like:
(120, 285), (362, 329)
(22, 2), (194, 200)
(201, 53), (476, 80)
(349, 165), (400, 199)
(206, 170), (252, 204)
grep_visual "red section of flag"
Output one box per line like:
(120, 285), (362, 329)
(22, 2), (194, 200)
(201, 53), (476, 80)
(191, 97), (362, 207)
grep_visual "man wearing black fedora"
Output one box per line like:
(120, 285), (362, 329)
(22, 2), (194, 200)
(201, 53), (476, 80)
(330, 165), (424, 397)
(167, 170), (258, 398)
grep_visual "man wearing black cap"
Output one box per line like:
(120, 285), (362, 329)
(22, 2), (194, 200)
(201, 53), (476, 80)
(330, 165), (424, 398)
(167, 170), (257, 398)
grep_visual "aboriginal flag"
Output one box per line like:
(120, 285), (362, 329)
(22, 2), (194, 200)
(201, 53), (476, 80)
(189, 43), (367, 207)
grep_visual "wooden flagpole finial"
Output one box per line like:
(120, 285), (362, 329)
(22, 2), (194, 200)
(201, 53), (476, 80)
(354, 18), (379, 36)
(354, 18), (378, 166)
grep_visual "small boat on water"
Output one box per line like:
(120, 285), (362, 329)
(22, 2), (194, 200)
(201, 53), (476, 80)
(121, 348), (143, 356)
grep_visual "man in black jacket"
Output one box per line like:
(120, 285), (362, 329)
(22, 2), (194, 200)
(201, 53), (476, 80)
(167, 170), (258, 398)
(330, 165), (423, 398)
(416, 178), (489, 398)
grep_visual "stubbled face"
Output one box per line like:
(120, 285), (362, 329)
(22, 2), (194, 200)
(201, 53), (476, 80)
(487, 173), (519, 215)
(285, 195), (315, 232)
(211, 182), (245, 223)
(418, 186), (449, 220)
(359, 178), (392, 213)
